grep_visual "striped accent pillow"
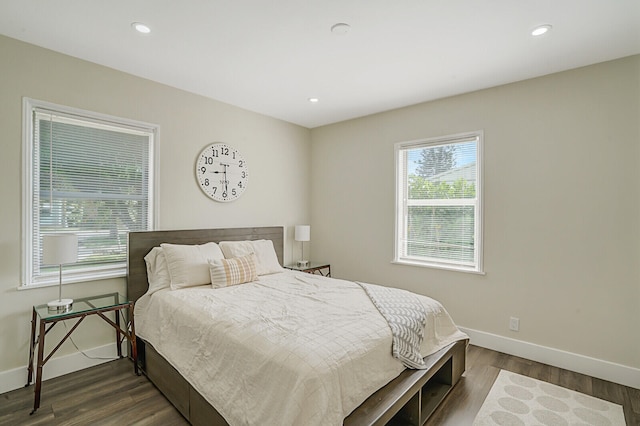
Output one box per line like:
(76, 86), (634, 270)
(209, 254), (258, 288)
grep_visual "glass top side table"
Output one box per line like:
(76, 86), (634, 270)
(284, 262), (331, 277)
(34, 292), (129, 320)
(26, 292), (138, 415)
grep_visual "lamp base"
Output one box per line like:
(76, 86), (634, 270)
(297, 260), (309, 267)
(47, 298), (73, 313)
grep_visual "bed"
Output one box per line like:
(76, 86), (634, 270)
(127, 226), (468, 426)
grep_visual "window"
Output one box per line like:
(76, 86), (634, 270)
(394, 131), (483, 273)
(22, 98), (157, 287)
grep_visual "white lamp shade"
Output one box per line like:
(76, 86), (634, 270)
(43, 234), (78, 265)
(294, 225), (310, 242)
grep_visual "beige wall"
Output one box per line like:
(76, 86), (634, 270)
(1, 32), (638, 389)
(0, 35), (311, 376)
(311, 56), (640, 370)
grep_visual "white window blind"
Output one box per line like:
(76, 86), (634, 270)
(23, 99), (156, 286)
(395, 131), (483, 273)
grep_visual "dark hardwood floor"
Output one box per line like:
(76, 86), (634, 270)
(2, 345), (638, 425)
(427, 345), (639, 425)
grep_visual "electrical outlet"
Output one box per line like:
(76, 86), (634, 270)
(509, 317), (520, 332)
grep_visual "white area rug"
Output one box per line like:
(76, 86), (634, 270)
(473, 370), (626, 426)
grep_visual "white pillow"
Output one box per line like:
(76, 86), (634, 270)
(209, 254), (258, 288)
(143, 247), (171, 294)
(160, 242), (225, 289)
(219, 239), (283, 275)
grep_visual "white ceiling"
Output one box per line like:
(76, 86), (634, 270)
(1, 1), (639, 128)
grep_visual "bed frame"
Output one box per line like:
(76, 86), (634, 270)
(127, 226), (467, 426)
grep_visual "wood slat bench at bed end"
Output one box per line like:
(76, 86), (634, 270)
(344, 339), (467, 426)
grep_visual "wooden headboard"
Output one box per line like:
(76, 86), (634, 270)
(127, 226), (284, 303)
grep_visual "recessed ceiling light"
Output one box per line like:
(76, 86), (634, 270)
(331, 23), (351, 35)
(132, 22), (151, 34)
(308, 98), (319, 103)
(531, 24), (552, 37)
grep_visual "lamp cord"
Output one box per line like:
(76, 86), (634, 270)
(58, 264), (63, 302)
(61, 310), (126, 361)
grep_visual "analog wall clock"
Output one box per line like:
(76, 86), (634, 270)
(195, 143), (248, 202)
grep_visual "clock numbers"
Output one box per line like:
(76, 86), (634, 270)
(195, 143), (248, 202)
(211, 147), (229, 157)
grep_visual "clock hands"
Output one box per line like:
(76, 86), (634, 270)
(220, 163), (229, 196)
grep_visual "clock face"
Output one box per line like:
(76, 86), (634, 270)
(195, 143), (248, 202)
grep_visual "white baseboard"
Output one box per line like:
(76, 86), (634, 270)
(460, 326), (640, 390)
(0, 342), (123, 395)
(4, 329), (638, 395)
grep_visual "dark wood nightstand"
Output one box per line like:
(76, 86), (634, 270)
(26, 292), (138, 414)
(284, 262), (331, 277)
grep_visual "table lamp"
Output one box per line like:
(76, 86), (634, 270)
(295, 225), (310, 267)
(43, 233), (78, 312)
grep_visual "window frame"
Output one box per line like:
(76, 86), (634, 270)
(21, 98), (159, 288)
(394, 131), (484, 274)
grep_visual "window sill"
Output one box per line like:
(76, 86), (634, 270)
(19, 267), (126, 290)
(391, 259), (485, 275)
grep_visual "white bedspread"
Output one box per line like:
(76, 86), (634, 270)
(135, 271), (467, 426)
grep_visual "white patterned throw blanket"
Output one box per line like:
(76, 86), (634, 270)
(357, 282), (428, 369)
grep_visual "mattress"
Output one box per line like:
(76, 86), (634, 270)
(134, 270), (468, 426)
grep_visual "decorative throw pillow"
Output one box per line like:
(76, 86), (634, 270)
(218, 239), (283, 275)
(209, 254), (258, 288)
(144, 246), (171, 294)
(161, 242), (225, 290)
